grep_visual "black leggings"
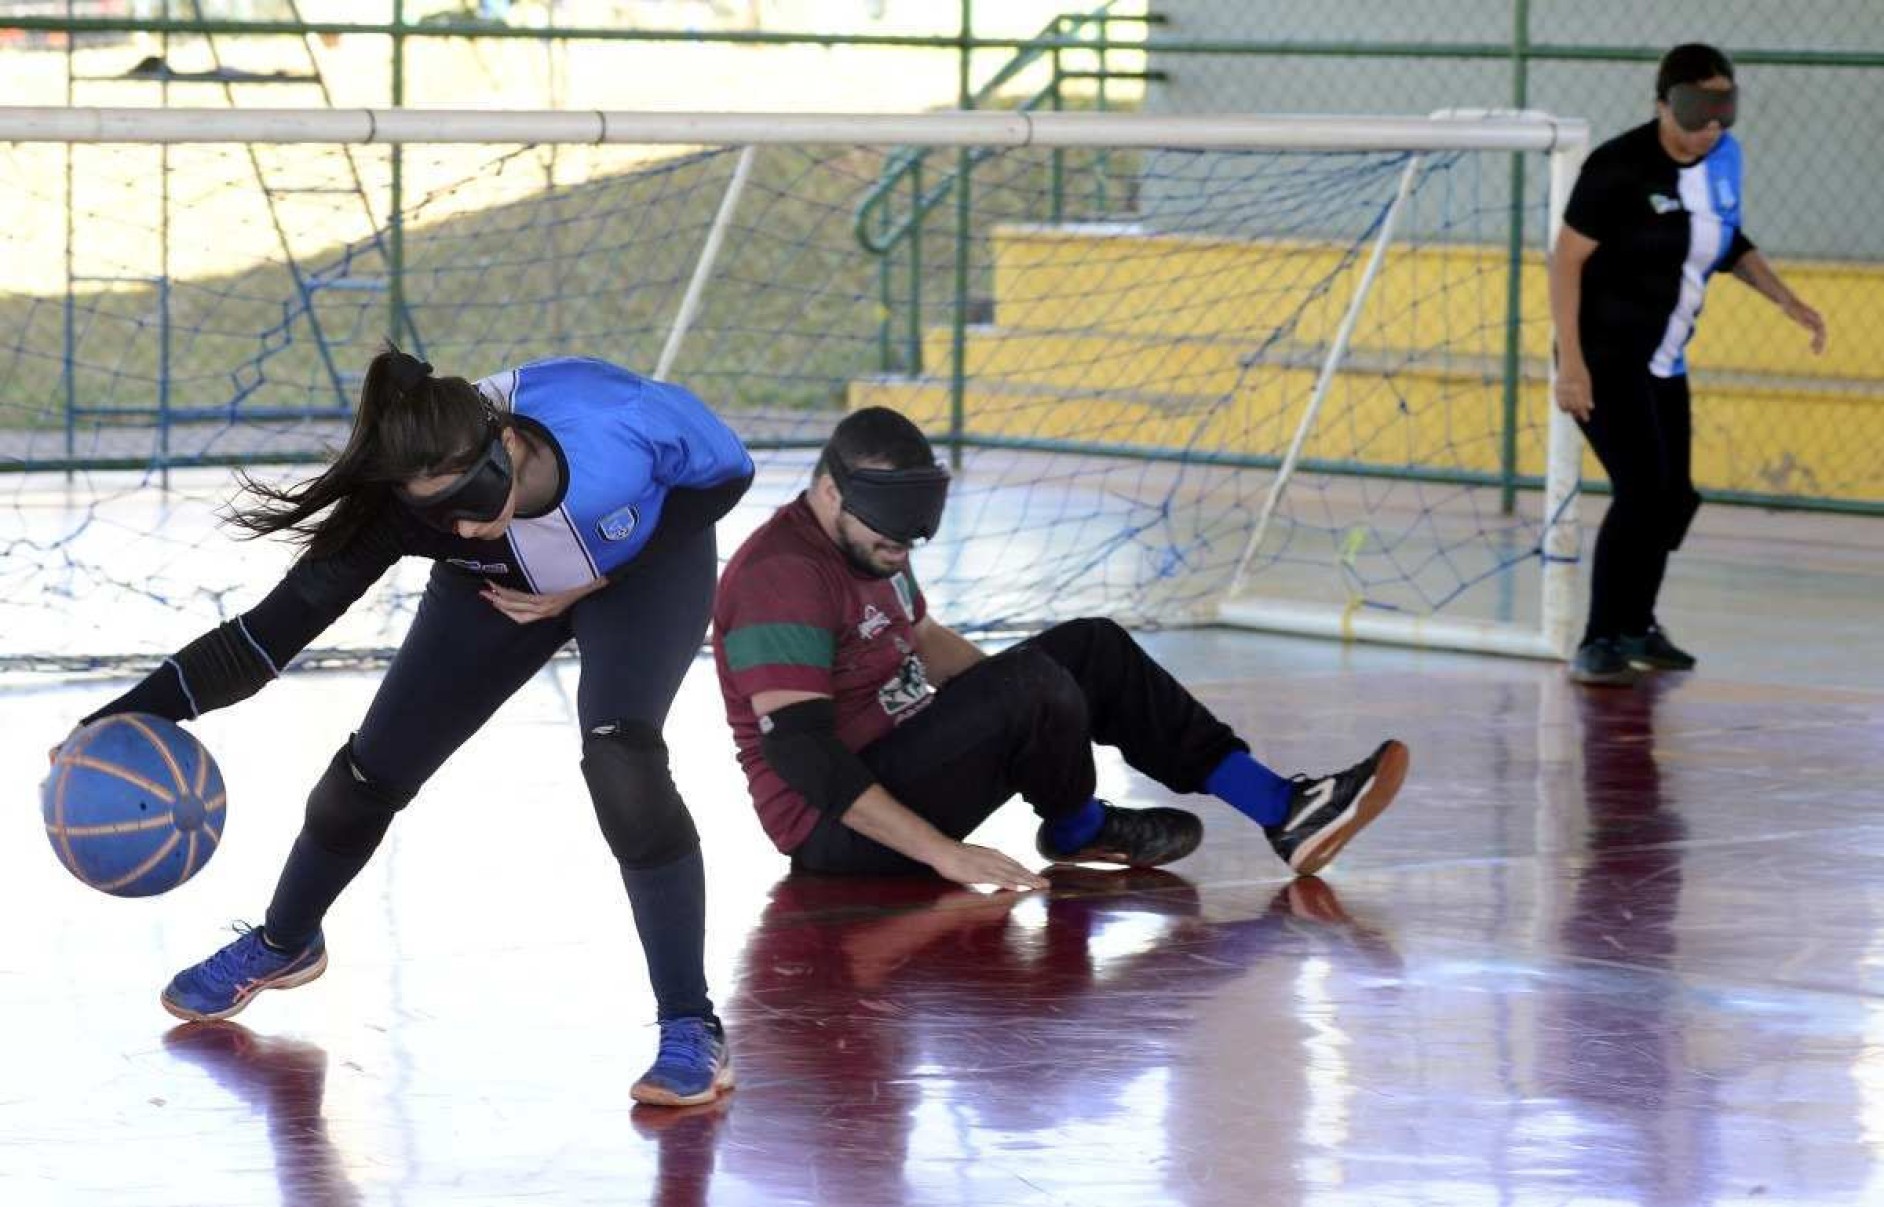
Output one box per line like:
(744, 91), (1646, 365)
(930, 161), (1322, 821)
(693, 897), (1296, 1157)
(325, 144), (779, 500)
(790, 617), (1245, 876)
(264, 526), (719, 1021)
(1578, 365), (1701, 643)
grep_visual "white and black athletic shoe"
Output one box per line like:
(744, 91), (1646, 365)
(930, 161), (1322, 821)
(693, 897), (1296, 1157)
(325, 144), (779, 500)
(1265, 740), (1410, 876)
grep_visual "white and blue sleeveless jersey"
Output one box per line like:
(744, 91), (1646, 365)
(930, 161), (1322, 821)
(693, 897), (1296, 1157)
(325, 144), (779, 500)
(474, 357), (754, 592)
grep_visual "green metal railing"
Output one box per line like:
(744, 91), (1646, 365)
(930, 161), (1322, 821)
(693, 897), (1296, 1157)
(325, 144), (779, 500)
(853, 5), (1162, 376)
(4, 2), (1878, 512)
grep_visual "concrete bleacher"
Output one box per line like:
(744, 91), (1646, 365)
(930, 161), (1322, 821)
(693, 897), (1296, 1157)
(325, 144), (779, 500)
(851, 225), (1882, 504)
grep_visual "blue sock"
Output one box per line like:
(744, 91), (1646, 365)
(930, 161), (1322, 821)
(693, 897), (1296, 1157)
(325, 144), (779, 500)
(1044, 798), (1106, 855)
(1206, 751), (1292, 826)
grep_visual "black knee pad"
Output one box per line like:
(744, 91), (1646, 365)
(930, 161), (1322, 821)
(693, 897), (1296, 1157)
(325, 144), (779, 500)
(304, 739), (413, 858)
(580, 720), (700, 870)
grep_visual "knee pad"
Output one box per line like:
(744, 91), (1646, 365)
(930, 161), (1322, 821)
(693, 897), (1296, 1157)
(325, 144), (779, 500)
(305, 739), (413, 858)
(580, 720), (699, 870)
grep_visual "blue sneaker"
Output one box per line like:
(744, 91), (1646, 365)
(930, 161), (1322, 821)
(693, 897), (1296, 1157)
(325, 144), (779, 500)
(161, 925), (328, 1022)
(631, 1017), (735, 1108)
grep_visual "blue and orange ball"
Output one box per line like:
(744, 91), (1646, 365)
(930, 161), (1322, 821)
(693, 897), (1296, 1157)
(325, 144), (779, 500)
(42, 713), (226, 897)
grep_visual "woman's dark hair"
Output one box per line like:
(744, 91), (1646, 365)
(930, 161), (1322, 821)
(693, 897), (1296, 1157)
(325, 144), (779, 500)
(814, 406), (936, 479)
(225, 344), (497, 558)
(1656, 43), (1734, 100)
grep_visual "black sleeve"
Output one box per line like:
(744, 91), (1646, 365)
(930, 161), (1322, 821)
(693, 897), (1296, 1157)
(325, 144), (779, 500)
(611, 469), (754, 578)
(242, 513), (405, 667)
(1722, 227), (1757, 272)
(1562, 153), (1630, 245)
(83, 513), (405, 725)
(758, 697), (877, 819)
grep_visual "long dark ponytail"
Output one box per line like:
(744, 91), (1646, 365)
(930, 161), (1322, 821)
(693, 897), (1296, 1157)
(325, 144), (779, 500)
(225, 345), (497, 559)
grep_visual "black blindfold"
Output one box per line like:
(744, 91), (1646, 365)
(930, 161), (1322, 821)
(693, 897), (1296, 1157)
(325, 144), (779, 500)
(831, 459), (950, 545)
(1667, 82), (1737, 132)
(395, 432), (515, 531)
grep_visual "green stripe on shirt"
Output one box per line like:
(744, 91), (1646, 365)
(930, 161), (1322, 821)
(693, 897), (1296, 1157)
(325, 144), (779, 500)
(723, 623), (835, 672)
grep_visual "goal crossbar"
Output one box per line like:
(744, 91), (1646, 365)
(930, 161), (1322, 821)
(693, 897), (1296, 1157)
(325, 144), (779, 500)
(0, 106), (1588, 153)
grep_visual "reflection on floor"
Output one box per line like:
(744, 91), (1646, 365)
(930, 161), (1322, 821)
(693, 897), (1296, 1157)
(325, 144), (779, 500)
(2, 510), (1882, 1206)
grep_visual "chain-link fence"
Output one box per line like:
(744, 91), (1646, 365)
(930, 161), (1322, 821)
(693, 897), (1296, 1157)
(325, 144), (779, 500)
(2, 0), (1877, 510)
(1147, 1), (1884, 511)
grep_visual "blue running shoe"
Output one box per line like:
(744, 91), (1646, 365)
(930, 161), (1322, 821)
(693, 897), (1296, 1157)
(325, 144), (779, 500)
(161, 924), (328, 1022)
(631, 1017), (735, 1108)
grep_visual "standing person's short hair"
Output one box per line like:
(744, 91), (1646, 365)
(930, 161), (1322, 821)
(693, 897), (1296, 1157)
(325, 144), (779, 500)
(1656, 43), (1735, 100)
(815, 407), (936, 478)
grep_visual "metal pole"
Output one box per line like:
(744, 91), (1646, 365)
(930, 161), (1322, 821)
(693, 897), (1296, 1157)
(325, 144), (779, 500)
(908, 158), (924, 374)
(62, 1), (76, 475)
(948, 0), (973, 469)
(1227, 153), (1424, 600)
(656, 146), (756, 380)
(1498, 0), (1531, 515)
(389, 0), (408, 348)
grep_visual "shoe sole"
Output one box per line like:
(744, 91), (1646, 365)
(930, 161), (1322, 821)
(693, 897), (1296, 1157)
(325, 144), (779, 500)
(1289, 740), (1409, 877)
(1569, 667), (1643, 687)
(1038, 811), (1206, 869)
(631, 1058), (737, 1109)
(159, 949), (330, 1023)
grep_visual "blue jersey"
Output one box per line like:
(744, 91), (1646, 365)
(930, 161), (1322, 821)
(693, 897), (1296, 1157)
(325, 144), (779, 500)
(476, 357), (754, 591)
(91, 356), (753, 725)
(224, 358), (751, 679)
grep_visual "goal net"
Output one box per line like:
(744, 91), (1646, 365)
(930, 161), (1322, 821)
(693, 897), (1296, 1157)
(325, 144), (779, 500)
(0, 107), (1586, 671)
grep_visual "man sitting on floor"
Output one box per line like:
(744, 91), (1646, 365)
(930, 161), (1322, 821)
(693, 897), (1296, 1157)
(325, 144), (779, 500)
(710, 407), (1410, 890)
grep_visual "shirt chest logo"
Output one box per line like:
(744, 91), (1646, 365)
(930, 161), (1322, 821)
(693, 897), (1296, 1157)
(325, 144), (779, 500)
(596, 505), (640, 542)
(1648, 192), (1682, 215)
(858, 604), (891, 641)
(1713, 179), (1736, 210)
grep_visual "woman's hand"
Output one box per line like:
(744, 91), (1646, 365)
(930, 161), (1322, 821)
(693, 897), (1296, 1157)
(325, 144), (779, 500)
(480, 578), (606, 624)
(1553, 358), (1594, 422)
(1785, 296), (1827, 355)
(48, 722), (84, 766)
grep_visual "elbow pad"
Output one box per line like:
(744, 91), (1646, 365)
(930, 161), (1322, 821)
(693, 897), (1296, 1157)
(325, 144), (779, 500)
(170, 618), (280, 715)
(759, 698), (876, 817)
(81, 618), (278, 725)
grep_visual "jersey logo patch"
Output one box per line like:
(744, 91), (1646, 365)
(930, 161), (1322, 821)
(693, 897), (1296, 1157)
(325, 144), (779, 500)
(1714, 179), (1736, 210)
(1648, 192), (1682, 215)
(858, 604), (891, 641)
(877, 654), (930, 719)
(889, 572), (916, 620)
(596, 505), (640, 542)
(447, 557), (511, 575)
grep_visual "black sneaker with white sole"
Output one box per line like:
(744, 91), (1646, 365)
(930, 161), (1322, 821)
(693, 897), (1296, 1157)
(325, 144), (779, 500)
(1264, 740), (1410, 876)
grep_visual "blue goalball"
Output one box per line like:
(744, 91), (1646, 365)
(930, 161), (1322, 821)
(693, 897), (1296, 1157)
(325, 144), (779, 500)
(42, 713), (227, 898)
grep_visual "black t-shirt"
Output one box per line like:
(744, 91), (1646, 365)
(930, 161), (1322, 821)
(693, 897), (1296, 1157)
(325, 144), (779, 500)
(1564, 121), (1756, 377)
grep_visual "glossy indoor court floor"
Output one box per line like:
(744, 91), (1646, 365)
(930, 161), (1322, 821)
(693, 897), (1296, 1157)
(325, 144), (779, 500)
(2, 503), (1881, 1207)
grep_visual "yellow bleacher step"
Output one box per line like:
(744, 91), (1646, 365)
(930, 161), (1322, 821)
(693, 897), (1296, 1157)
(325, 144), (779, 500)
(850, 370), (1884, 501)
(990, 225), (1884, 384)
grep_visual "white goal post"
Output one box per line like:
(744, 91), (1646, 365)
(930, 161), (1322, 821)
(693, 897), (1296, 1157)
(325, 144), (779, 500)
(0, 105), (1588, 667)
